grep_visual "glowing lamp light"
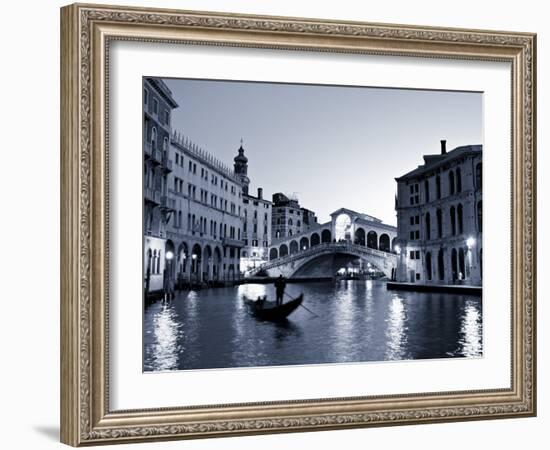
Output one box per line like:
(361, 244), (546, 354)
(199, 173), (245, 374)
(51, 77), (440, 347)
(394, 245), (401, 255)
(192, 254), (197, 260)
(165, 251), (174, 260)
(466, 237), (476, 249)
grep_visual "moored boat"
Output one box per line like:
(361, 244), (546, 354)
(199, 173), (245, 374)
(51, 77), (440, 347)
(243, 294), (303, 321)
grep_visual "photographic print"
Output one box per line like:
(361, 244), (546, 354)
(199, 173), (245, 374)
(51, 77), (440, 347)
(143, 77), (483, 372)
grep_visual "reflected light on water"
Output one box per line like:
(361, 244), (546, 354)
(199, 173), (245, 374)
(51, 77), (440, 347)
(238, 284), (268, 304)
(151, 305), (181, 371)
(458, 299), (483, 357)
(385, 295), (408, 360)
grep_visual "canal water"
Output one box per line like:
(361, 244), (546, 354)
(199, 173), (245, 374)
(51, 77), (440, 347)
(143, 280), (482, 372)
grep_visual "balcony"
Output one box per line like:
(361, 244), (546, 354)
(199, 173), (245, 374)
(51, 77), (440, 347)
(160, 195), (176, 211)
(144, 187), (160, 205)
(161, 157), (173, 172)
(144, 141), (162, 165)
(222, 237), (245, 248)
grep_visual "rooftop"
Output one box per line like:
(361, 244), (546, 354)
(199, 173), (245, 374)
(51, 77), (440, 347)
(395, 144), (482, 182)
(171, 130), (242, 184)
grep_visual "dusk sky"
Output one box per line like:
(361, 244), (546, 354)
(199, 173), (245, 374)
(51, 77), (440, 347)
(163, 78), (483, 226)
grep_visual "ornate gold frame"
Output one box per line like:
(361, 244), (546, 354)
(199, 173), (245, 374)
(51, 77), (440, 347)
(60, 3), (536, 446)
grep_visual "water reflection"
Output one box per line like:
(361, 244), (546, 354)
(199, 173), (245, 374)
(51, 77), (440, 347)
(385, 294), (409, 360)
(146, 304), (181, 371)
(457, 299), (483, 357)
(144, 280), (483, 371)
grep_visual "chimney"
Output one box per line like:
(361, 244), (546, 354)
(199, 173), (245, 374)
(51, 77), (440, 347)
(257, 187), (263, 199)
(440, 139), (447, 155)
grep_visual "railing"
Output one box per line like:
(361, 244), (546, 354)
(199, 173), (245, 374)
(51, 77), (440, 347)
(144, 141), (163, 164)
(144, 188), (161, 204)
(248, 242), (396, 275)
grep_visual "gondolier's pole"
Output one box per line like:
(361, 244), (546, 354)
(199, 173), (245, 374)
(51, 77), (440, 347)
(284, 292), (319, 318)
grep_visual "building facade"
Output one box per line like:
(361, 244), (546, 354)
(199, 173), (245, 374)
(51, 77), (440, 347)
(394, 140), (483, 286)
(166, 134), (245, 290)
(143, 77), (179, 296)
(271, 193), (318, 240)
(232, 143), (273, 272)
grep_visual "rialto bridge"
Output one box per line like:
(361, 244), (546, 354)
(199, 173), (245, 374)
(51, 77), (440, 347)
(246, 208), (398, 279)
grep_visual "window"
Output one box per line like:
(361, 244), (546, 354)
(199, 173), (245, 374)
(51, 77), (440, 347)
(410, 231), (415, 240)
(450, 206), (456, 235)
(456, 168), (462, 192)
(457, 204), (464, 234)
(153, 98), (158, 115)
(151, 127), (157, 149)
(425, 212), (431, 240)
(415, 230), (420, 239)
(424, 179), (430, 202)
(144, 88), (148, 105)
(415, 215), (420, 225)
(164, 110), (170, 125)
(409, 250), (415, 259)
(415, 273), (420, 280)
(436, 175), (441, 199)
(436, 208), (443, 238)
(415, 250), (420, 259)
(449, 170), (455, 196)
(410, 216), (414, 226)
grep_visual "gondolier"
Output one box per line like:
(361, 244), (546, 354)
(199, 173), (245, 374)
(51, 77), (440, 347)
(274, 275), (287, 306)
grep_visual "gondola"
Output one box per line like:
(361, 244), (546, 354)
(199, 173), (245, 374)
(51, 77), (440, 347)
(243, 294), (303, 321)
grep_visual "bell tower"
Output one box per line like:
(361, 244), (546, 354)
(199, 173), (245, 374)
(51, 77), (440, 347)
(234, 139), (250, 194)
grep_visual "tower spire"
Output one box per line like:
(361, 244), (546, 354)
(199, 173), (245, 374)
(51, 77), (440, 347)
(233, 139), (250, 195)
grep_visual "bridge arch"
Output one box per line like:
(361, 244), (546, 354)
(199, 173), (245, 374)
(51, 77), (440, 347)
(367, 230), (378, 249)
(300, 236), (309, 251)
(321, 229), (332, 243)
(289, 240), (299, 255)
(269, 248), (278, 261)
(379, 233), (390, 252)
(311, 232), (320, 247)
(248, 242), (397, 280)
(279, 243), (288, 257)
(354, 227), (366, 246)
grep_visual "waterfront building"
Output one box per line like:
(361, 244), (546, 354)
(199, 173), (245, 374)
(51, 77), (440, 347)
(394, 140), (482, 285)
(271, 193), (318, 240)
(143, 77), (179, 297)
(166, 134), (245, 289)
(234, 144), (273, 272)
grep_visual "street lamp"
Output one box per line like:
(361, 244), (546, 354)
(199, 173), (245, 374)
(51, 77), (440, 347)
(394, 245), (401, 255)
(191, 253), (197, 285)
(164, 251), (174, 300)
(466, 236), (476, 249)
